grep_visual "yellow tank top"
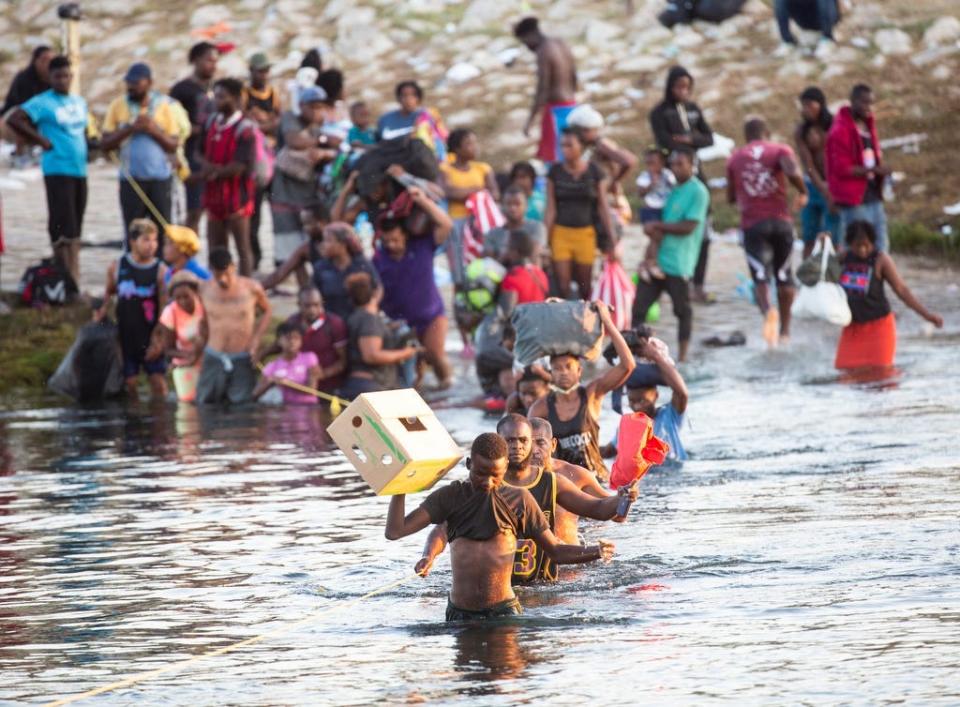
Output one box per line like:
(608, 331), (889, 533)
(441, 160), (492, 219)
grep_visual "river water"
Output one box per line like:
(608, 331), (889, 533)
(2, 244), (959, 704)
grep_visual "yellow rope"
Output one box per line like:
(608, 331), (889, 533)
(44, 573), (417, 706)
(121, 167), (170, 231)
(255, 362), (349, 415)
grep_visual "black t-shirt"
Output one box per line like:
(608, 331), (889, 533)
(420, 480), (549, 543)
(548, 161), (604, 228)
(346, 308), (396, 388)
(170, 78), (212, 156)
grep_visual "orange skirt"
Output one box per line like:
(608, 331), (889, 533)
(835, 312), (896, 369)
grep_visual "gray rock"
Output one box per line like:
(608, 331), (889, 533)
(584, 19), (623, 48)
(874, 28), (913, 55)
(923, 16), (960, 47)
(189, 4), (232, 29)
(461, 0), (511, 31)
(616, 54), (667, 74)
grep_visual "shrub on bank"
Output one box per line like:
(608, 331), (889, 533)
(889, 220), (960, 259)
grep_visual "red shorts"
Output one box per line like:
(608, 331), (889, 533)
(835, 312), (896, 369)
(537, 102), (576, 163)
(203, 177), (254, 221)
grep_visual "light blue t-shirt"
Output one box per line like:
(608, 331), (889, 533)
(21, 89), (89, 178)
(121, 94), (173, 180)
(657, 176), (709, 278)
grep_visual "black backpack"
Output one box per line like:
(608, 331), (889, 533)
(353, 135), (439, 199)
(18, 258), (78, 306)
(659, 0), (745, 27)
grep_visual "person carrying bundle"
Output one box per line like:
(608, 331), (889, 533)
(527, 301), (635, 482)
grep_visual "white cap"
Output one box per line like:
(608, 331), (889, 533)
(567, 104), (605, 130)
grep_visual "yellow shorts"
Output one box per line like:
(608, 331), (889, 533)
(550, 224), (597, 266)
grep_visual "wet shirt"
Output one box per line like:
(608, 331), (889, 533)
(158, 298), (205, 367)
(286, 312), (348, 392)
(546, 388), (607, 481)
(420, 480), (549, 544)
(840, 250), (890, 323)
(116, 254), (160, 359)
(548, 161), (604, 228)
(312, 255), (380, 321)
(726, 140), (795, 229)
(346, 308), (397, 388)
(374, 236), (444, 329)
(262, 351), (319, 405)
(511, 470), (559, 584)
(21, 89), (92, 177)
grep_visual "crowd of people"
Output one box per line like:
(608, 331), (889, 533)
(0, 10), (949, 622)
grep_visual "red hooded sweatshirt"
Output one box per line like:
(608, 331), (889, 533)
(825, 106), (882, 207)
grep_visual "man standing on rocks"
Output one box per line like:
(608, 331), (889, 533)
(170, 42), (219, 235)
(196, 247), (271, 404)
(825, 84), (890, 253)
(514, 16), (578, 164)
(101, 62), (180, 247)
(7, 55), (96, 285)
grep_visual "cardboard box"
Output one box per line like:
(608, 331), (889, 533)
(327, 389), (463, 495)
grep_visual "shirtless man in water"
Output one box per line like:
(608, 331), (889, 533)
(416, 417), (633, 585)
(514, 16), (578, 163)
(196, 247), (272, 404)
(386, 433), (614, 620)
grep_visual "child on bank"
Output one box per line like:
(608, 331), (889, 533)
(163, 224), (210, 286)
(348, 101), (377, 150)
(98, 219), (168, 400)
(254, 321), (322, 404)
(636, 148), (676, 282)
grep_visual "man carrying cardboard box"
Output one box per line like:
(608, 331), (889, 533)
(385, 433), (614, 620)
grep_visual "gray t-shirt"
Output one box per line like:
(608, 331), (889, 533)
(484, 220), (547, 260)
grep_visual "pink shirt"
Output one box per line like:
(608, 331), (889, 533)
(159, 299), (205, 366)
(262, 351), (319, 405)
(726, 140), (795, 230)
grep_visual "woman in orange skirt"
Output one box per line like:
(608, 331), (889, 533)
(835, 220), (943, 369)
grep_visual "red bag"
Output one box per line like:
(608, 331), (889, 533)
(591, 255), (635, 331)
(609, 412), (670, 490)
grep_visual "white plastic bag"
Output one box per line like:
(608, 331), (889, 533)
(791, 239), (852, 326)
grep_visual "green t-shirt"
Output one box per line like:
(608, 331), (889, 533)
(657, 177), (710, 278)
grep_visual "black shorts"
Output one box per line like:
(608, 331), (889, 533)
(43, 175), (87, 244)
(445, 596), (522, 622)
(743, 218), (795, 285)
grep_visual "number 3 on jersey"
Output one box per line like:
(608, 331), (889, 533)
(513, 539), (538, 578)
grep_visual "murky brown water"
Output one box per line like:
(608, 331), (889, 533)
(2, 242), (959, 704)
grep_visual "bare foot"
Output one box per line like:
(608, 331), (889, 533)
(763, 309), (780, 348)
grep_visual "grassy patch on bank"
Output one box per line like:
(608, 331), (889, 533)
(889, 220), (960, 258)
(0, 295), (91, 393)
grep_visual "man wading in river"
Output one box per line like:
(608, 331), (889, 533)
(196, 247), (272, 404)
(386, 433), (614, 620)
(416, 417), (634, 585)
(528, 301), (636, 482)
